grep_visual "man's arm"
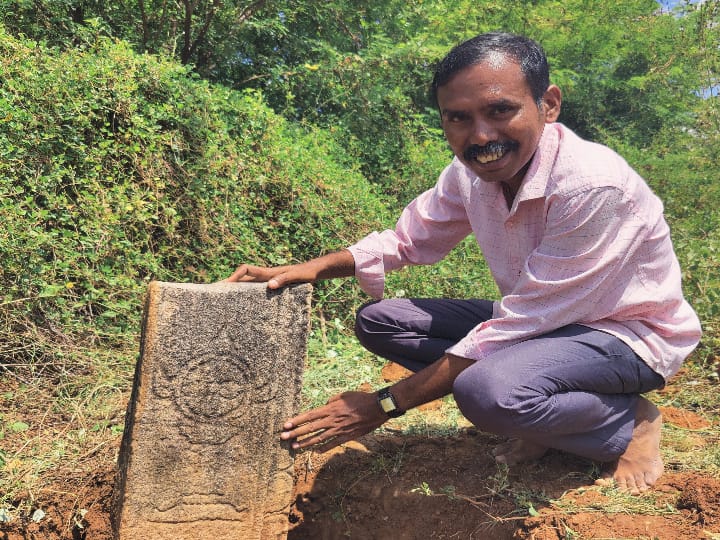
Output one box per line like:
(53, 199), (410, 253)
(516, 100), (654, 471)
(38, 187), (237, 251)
(224, 249), (355, 288)
(280, 353), (474, 452)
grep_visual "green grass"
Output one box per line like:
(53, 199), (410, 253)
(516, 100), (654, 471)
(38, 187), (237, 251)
(0, 346), (133, 509)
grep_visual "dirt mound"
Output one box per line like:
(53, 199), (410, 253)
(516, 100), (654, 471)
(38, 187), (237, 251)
(2, 412), (719, 540)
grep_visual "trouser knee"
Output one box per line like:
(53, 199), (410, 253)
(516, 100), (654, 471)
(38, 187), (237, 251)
(452, 367), (520, 437)
(354, 300), (388, 356)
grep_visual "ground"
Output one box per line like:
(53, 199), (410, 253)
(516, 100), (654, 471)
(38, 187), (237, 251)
(1, 450), (718, 540)
(2, 361), (719, 540)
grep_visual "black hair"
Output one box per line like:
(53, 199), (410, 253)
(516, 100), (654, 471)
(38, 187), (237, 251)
(430, 32), (550, 107)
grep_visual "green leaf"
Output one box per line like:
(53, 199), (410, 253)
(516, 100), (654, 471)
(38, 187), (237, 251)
(8, 421), (29, 433)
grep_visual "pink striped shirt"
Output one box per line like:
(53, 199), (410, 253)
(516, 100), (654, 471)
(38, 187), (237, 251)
(347, 123), (701, 379)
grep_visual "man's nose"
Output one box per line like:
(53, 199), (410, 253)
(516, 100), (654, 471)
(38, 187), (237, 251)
(470, 119), (496, 145)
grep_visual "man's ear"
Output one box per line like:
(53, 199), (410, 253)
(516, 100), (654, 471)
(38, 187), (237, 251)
(541, 85), (562, 123)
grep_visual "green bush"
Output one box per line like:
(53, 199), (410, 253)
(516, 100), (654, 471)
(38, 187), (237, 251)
(0, 29), (393, 370)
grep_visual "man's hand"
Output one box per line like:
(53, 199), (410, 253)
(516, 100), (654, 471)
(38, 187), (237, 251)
(280, 391), (387, 453)
(223, 263), (313, 289)
(223, 250), (356, 289)
(280, 354), (475, 453)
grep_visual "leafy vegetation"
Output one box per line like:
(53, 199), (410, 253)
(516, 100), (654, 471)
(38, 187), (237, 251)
(1, 1), (717, 365)
(0, 27), (394, 377)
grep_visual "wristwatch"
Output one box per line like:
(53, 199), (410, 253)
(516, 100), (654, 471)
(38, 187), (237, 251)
(377, 387), (405, 418)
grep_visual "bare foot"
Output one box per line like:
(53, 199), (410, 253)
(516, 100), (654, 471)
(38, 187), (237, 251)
(492, 438), (548, 465)
(594, 397), (664, 495)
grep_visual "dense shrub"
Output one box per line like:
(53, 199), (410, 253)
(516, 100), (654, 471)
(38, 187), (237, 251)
(0, 29), (392, 367)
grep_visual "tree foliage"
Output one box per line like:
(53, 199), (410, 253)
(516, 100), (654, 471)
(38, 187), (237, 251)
(2, 1), (716, 190)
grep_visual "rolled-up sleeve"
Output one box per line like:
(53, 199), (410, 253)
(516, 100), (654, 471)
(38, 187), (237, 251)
(347, 165), (473, 298)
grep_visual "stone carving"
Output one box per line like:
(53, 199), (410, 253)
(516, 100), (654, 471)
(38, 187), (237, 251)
(112, 281), (311, 540)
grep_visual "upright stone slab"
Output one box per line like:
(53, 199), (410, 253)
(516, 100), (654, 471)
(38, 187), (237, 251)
(113, 281), (311, 540)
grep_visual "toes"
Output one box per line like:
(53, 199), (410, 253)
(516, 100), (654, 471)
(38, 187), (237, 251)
(615, 474), (646, 496)
(626, 480), (641, 496)
(614, 476), (630, 493)
(628, 471), (654, 494)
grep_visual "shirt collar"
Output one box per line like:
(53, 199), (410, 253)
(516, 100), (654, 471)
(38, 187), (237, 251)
(514, 123), (561, 204)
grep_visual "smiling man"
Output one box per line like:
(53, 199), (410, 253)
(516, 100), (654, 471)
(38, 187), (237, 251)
(225, 32), (701, 494)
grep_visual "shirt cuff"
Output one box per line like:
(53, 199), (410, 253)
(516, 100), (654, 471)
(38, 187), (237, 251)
(446, 335), (483, 361)
(347, 237), (386, 299)
(445, 305), (502, 361)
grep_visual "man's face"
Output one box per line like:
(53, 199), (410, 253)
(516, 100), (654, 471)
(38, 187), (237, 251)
(437, 55), (560, 194)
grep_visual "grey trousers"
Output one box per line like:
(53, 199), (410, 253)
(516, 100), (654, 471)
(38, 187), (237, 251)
(354, 298), (665, 462)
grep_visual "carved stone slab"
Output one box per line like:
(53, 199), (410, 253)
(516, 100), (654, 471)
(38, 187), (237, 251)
(113, 281), (311, 540)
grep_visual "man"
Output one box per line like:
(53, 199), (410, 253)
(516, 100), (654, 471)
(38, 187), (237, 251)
(225, 32), (701, 494)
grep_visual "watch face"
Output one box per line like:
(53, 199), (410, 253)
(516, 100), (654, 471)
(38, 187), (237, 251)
(377, 388), (404, 417)
(379, 395), (397, 413)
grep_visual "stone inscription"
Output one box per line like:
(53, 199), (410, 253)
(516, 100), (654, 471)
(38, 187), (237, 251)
(113, 281), (311, 540)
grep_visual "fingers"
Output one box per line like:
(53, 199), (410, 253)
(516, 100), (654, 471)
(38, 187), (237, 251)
(222, 266), (247, 283)
(266, 266), (317, 288)
(293, 431), (333, 451)
(223, 264), (267, 283)
(280, 402), (356, 451)
(280, 392), (355, 440)
(223, 263), (313, 288)
(281, 419), (327, 442)
(281, 391), (386, 452)
(281, 420), (334, 451)
(222, 265), (288, 287)
(284, 406), (329, 430)
(267, 272), (290, 289)
(280, 409), (332, 449)
(286, 426), (354, 453)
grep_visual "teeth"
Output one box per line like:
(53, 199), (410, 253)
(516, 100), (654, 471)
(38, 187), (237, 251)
(476, 151), (502, 164)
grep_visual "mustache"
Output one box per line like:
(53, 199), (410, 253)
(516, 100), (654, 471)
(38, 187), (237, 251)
(463, 141), (519, 162)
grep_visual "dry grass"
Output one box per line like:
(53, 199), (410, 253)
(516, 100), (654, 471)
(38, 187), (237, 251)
(0, 345), (134, 511)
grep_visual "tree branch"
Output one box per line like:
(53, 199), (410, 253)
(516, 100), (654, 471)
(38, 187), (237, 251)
(236, 0), (268, 25)
(184, 0), (223, 64)
(181, 0), (193, 64)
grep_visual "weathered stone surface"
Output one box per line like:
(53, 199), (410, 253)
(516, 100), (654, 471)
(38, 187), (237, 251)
(113, 281), (311, 540)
